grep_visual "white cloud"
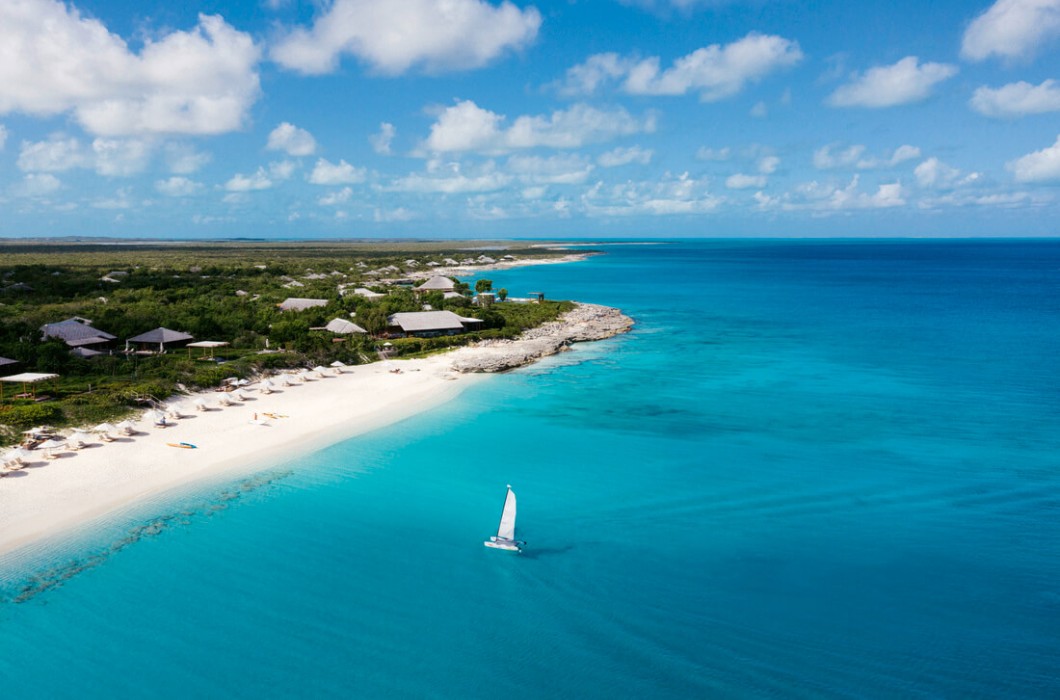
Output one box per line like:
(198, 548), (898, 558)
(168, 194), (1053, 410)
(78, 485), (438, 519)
(813, 144), (866, 169)
(760, 175), (907, 212)
(598, 146), (653, 167)
(560, 33), (802, 101)
(391, 171), (512, 193)
(308, 158), (366, 185)
(961, 0), (1060, 62)
(970, 79), (1060, 117)
(424, 100), (654, 154)
(914, 157), (982, 189)
(0, 4), (261, 136)
(582, 171), (722, 216)
(155, 176), (204, 197)
(815, 143), (922, 169)
(165, 144), (211, 174)
(92, 138), (151, 176)
(506, 154), (594, 184)
(696, 146), (731, 161)
(18, 137), (89, 172)
(758, 155), (780, 174)
(1008, 133), (1060, 182)
(726, 173), (767, 189)
(267, 122), (317, 156)
(13, 173), (61, 197)
(318, 187), (353, 206)
(269, 160), (297, 181)
(271, 0), (541, 75)
(91, 187), (134, 209)
(371, 123), (396, 155)
(0, 124), (6, 151)
(828, 57), (957, 108)
(374, 207), (416, 222)
(224, 168), (272, 191)
(749, 101), (768, 118)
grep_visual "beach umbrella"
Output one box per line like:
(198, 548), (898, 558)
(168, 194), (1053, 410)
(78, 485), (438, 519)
(194, 398), (209, 411)
(38, 439), (67, 458)
(117, 420), (136, 435)
(93, 422), (116, 435)
(329, 361), (346, 368)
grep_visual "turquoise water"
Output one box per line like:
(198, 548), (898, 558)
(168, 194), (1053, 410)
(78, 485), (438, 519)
(2, 240), (1059, 697)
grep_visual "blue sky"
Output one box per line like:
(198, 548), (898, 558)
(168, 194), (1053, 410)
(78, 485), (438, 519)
(1, 0), (1059, 239)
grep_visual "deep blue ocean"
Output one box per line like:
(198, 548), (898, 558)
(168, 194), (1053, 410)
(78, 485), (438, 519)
(2, 239), (1059, 698)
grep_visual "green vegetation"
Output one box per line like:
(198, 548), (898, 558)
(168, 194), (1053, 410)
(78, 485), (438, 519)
(0, 240), (582, 445)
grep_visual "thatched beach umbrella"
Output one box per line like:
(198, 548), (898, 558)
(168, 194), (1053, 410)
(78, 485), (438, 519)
(117, 420), (136, 436)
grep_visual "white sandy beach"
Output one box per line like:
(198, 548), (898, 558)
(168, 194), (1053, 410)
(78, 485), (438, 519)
(0, 356), (485, 559)
(0, 292), (632, 564)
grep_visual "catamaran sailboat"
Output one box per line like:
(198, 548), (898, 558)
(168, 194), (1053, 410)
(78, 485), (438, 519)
(484, 485), (524, 552)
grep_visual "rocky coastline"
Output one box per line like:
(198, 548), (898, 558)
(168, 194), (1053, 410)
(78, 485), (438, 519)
(448, 302), (634, 373)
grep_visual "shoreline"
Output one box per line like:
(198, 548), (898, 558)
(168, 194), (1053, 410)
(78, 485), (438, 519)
(0, 302), (632, 564)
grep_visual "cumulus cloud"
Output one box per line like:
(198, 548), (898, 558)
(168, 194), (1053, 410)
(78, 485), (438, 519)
(165, 144), (211, 174)
(725, 173), (766, 189)
(582, 171), (722, 216)
(961, 0), (1060, 62)
(558, 33), (802, 101)
(828, 57), (957, 108)
(424, 100), (654, 154)
(267, 122), (317, 156)
(92, 138), (152, 176)
(814, 143), (922, 169)
(696, 146), (731, 161)
(1007, 133), (1060, 182)
(308, 158), (366, 185)
(391, 171), (512, 193)
(224, 168), (273, 191)
(318, 187), (353, 206)
(0, 3), (261, 136)
(12, 173), (61, 197)
(18, 137), (88, 172)
(757, 155), (780, 174)
(155, 176), (204, 197)
(375, 207), (416, 222)
(760, 175), (906, 212)
(913, 157), (982, 189)
(506, 154), (594, 184)
(371, 123), (396, 155)
(271, 0), (541, 75)
(598, 146), (653, 167)
(970, 79), (1060, 117)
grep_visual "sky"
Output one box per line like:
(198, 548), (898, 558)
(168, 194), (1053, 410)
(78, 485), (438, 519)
(1, 0), (1059, 239)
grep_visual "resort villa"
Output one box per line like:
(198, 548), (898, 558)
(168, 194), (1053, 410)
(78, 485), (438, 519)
(386, 311), (483, 338)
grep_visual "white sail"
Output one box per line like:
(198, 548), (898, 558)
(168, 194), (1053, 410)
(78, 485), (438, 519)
(496, 487), (517, 541)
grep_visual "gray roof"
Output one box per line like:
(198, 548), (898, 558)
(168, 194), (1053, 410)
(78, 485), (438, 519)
(71, 347), (104, 358)
(0, 357), (17, 367)
(388, 310), (469, 333)
(279, 297), (328, 311)
(41, 318), (116, 343)
(416, 275), (456, 291)
(325, 318), (367, 335)
(127, 327), (194, 344)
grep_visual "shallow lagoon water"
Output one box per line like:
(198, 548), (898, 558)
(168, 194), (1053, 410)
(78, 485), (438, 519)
(1, 240), (1058, 697)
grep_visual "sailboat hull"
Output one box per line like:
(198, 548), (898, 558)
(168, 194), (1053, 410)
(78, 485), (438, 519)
(484, 539), (521, 552)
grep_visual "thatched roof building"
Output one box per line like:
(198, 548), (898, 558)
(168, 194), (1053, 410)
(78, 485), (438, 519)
(416, 276), (456, 293)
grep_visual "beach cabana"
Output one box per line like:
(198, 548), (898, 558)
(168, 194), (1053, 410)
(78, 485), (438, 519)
(0, 372), (59, 401)
(126, 328), (194, 353)
(415, 276), (456, 294)
(41, 318), (116, 349)
(187, 340), (229, 359)
(386, 311), (483, 338)
(324, 318), (367, 335)
(278, 297), (328, 312)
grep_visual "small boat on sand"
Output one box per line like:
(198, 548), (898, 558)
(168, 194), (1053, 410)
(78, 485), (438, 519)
(484, 485), (524, 552)
(167, 442), (197, 449)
